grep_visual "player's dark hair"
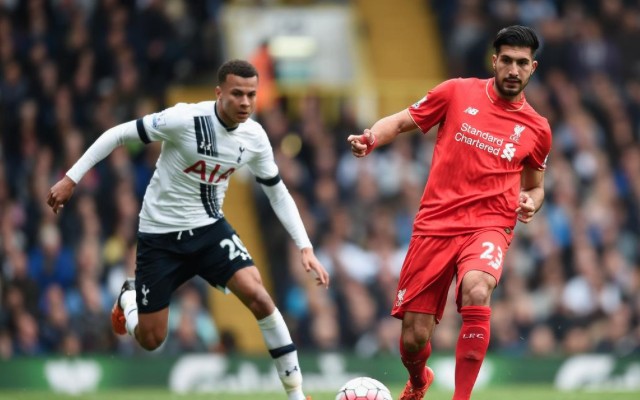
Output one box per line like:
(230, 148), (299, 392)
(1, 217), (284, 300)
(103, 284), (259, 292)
(493, 25), (540, 57)
(217, 59), (258, 84)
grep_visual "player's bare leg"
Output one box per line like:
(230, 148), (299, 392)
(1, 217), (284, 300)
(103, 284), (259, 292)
(399, 312), (436, 400)
(227, 266), (309, 400)
(136, 308), (169, 350)
(453, 271), (495, 400)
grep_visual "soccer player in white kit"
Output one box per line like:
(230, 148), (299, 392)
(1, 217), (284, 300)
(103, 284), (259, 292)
(47, 59), (329, 400)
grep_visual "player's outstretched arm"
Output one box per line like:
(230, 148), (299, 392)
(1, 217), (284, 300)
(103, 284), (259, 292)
(300, 247), (330, 289)
(347, 109), (417, 157)
(46, 120), (143, 214)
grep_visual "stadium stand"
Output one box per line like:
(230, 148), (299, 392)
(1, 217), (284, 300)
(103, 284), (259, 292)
(0, 0), (638, 363)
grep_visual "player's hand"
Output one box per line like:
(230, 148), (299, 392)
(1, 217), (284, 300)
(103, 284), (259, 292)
(300, 247), (330, 289)
(516, 192), (535, 223)
(347, 129), (377, 158)
(47, 175), (77, 214)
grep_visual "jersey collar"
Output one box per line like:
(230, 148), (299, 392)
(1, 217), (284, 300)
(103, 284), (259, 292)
(485, 78), (526, 112)
(213, 101), (239, 132)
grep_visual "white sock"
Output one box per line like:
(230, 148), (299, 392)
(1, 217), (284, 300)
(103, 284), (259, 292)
(121, 291), (138, 337)
(257, 309), (305, 400)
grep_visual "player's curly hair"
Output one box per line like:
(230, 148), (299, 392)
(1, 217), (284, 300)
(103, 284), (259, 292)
(493, 25), (540, 56)
(217, 59), (259, 84)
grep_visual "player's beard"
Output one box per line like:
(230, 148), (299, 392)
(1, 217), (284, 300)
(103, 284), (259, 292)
(496, 75), (529, 99)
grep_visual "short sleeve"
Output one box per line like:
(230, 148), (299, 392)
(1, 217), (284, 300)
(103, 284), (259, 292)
(137, 103), (190, 143)
(246, 127), (279, 179)
(527, 121), (552, 170)
(407, 79), (457, 133)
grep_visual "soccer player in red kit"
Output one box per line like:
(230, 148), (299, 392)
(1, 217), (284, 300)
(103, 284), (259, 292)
(348, 25), (551, 400)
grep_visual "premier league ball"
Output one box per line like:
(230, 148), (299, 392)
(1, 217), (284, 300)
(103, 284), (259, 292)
(335, 376), (393, 400)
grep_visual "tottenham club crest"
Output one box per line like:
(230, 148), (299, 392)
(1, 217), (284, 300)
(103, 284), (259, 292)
(141, 284), (150, 306)
(510, 124), (525, 142)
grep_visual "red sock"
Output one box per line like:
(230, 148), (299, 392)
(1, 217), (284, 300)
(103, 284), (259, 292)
(453, 306), (491, 400)
(400, 338), (432, 388)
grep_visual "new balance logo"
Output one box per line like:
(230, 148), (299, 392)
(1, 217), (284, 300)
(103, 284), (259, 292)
(464, 107), (479, 115)
(500, 143), (516, 161)
(285, 366), (299, 376)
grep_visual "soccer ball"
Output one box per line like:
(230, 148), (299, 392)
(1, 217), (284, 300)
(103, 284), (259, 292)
(335, 376), (393, 400)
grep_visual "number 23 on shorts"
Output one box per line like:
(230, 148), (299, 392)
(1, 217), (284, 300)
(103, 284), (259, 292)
(464, 229), (512, 272)
(480, 241), (503, 270)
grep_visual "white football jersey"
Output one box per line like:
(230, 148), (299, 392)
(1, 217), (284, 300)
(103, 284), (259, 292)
(137, 101), (278, 233)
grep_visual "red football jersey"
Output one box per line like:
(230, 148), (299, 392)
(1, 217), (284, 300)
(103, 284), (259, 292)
(408, 77), (552, 236)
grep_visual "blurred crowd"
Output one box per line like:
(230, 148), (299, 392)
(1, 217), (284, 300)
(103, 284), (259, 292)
(0, 0), (225, 357)
(1, 0), (639, 362)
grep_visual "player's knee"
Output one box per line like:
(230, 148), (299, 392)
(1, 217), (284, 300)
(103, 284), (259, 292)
(139, 335), (165, 351)
(402, 331), (430, 352)
(247, 287), (274, 318)
(402, 338), (424, 353)
(462, 284), (491, 306)
(138, 328), (167, 351)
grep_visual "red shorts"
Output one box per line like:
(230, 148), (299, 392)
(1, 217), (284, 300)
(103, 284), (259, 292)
(391, 229), (513, 322)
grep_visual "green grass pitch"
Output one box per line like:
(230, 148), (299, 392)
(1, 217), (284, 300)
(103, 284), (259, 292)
(1, 386), (639, 400)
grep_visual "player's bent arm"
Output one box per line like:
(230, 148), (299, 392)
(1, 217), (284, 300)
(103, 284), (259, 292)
(66, 121), (142, 183)
(520, 165), (545, 213)
(369, 109), (419, 147)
